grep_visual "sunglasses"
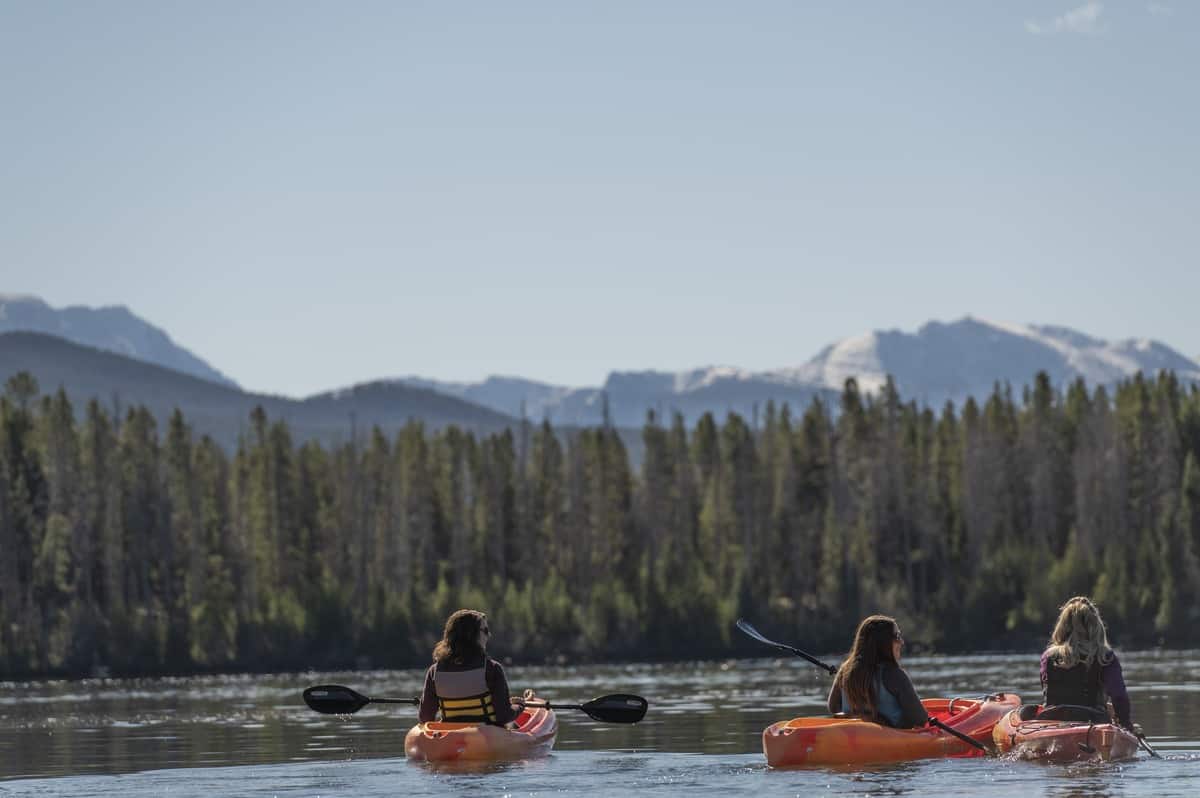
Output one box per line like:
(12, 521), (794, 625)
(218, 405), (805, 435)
(481, 625), (491, 636)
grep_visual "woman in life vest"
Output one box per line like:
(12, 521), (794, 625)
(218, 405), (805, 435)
(1040, 596), (1134, 729)
(417, 609), (534, 726)
(826, 614), (930, 728)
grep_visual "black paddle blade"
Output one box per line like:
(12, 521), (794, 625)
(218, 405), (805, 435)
(735, 618), (839, 675)
(581, 694), (648, 724)
(735, 618), (772, 646)
(303, 684), (371, 714)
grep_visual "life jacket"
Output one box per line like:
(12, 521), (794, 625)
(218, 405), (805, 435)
(1044, 654), (1105, 712)
(841, 668), (904, 727)
(433, 660), (498, 724)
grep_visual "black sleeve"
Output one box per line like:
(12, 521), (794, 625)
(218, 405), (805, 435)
(418, 665), (438, 722)
(486, 659), (520, 725)
(881, 665), (930, 729)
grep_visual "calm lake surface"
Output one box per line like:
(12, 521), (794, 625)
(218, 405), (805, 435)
(2, 650), (1199, 796)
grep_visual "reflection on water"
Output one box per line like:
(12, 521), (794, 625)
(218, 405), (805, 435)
(1, 651), (1198, 795)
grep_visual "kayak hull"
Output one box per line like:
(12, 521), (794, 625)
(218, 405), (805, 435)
(992, 707), (1139, 762)
(763, 693), (1020, 767)
(404, 707), (558, 762)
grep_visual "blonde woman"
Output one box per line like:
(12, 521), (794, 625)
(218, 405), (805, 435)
(1040, 596), (1133, 729)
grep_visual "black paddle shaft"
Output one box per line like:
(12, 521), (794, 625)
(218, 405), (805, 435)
(303, 684), (648, 724)
(928, 716), (988, 753)
(1136, 732), (1162, 759)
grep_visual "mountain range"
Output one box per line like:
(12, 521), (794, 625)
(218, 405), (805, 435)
(2, 294), (1198, 444)
(398, 318), (1200, 427)
(399, 371), (837, 429)
(0, 331), (515, 451)
(0, 294), (236, 387)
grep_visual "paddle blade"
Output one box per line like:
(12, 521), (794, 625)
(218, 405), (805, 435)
(735, 618), (773, 646)
(581, 694), (648, 724)
(1136, 733), (1161, 759)
(303, 684), (371, 715)
(735, 618), (839, 675)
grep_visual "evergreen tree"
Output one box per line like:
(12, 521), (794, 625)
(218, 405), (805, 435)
(4, 367), (1200, 678)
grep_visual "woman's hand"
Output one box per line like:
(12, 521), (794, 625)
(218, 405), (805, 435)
(513, 688), (542, 709)
(511, 689), (536, 707)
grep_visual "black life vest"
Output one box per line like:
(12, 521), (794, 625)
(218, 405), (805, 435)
(1044, 656), (1104, 711)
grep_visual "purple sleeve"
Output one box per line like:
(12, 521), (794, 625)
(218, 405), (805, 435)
(1102, 654), (1132, 728)
(487, 659), (520, 725)
(418, 665), (438, 722)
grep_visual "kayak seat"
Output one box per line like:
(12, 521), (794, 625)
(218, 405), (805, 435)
(1036, 704), (1109, 723)
(1017, 704), (1041, 721)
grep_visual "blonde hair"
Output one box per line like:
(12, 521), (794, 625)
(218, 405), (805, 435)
(1043, 596), (1114, 669)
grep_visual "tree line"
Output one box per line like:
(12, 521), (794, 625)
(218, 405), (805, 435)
(1, 368), (1198, 678)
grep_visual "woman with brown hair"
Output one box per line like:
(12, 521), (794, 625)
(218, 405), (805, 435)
(417, 609), (534, 726)
(826, 614), (929, 728)
(1040, 596), (1134, 729)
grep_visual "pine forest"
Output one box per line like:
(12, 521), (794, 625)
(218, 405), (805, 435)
(2, 369), (1199, 679)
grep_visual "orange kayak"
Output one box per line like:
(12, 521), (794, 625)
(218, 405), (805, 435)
(992, 706), (1139, 762)
(763, 693), (1020, 767)
(404, 706), (558, 762)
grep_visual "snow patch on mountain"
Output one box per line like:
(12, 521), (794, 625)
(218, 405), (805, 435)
(394, 317), (1200, 425)
(783, 332), (888, 394)
(791, 317), (1200, 404)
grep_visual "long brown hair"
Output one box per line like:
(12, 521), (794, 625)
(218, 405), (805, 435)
(1044, 596), (1114, 669)
(833, 614), (900, 718)
(432, 609), (488, 664)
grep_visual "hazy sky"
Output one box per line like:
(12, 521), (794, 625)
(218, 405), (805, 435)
(2, 1), (1196, 396)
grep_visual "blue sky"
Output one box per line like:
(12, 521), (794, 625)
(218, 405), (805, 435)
(2, 1), (1196, 396)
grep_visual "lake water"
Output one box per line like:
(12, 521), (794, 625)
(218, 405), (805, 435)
(2, 651), (1199, 796)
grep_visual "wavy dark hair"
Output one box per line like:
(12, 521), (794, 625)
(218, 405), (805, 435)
(833, 614), (900, 719)
(432, 609), (488, 664)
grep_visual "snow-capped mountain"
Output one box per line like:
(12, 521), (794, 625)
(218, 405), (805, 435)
(787, 317), (1200, 405)
(397, 317), (1200, 426)
(8, 299), (1196, 432)
(0, 294), (236, 387)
